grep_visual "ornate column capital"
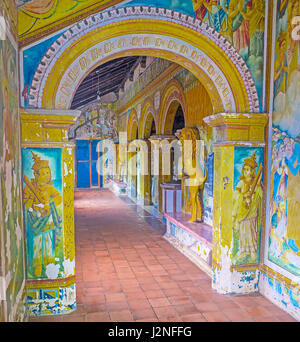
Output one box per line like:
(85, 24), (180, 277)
(20, 108), (81, 145)
(204, 112), (268, 144)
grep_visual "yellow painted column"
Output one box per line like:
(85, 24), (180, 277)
(20, 108), (80, 316)
(137, 139), (152, 205)
(127, 140), (138, 199)
(204, 113), (268, 294)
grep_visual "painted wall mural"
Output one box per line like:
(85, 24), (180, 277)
(233, 146), (264, 266)
(0, 2), (26, 322)
(269, 128), (300, 276)
(114, 0), (265, 108)
(22, 148), (64, 280)
(267, 0), (300, 278)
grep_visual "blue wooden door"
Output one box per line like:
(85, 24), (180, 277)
(76, 140), (103, 188)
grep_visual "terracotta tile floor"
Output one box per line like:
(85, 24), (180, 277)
(29, 190), (298, 322)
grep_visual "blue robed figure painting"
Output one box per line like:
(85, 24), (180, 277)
(22, 148), (64, 279)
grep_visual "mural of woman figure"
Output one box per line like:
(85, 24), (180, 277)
(192, 0), (229, 35)
(233, 151), (263, 262)
(272, 139), (288, 204)
(23, 151), (62, 278)
(240, 0), (265, 58)
(284, 137), (300, 177)
(226, 0), (250, 53)
(274, 29), (288, 98)
(270, 195), (288, 258)
(269, 134), (300, 260)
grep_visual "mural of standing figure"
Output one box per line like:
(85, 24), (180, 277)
(23, 151), (62, 278)
(241, 0), (265, 58)
(274, 29), (288, 98)
(193, 0), (229, 36)
(177, 127), (207, 222)
(233, 151), (263, 262)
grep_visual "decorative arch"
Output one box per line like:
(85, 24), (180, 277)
(138, 99), (157, 139)
(127, 109), (138, 142)
(158, 79), (186, 135)
(27, 6), (260, 114)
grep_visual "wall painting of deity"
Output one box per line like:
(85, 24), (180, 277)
(22, 147), (65, 280)
(232, 146), (264, 266)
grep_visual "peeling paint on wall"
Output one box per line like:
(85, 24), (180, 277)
(213, 244), (259, 294)
(259, 271), (300, 321)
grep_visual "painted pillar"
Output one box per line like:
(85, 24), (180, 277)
(149, 135), (176, 212)
(127, 140), (138, 199)
(20, 108), (80, 316)
(204, 113), (268, 294)
(136, 139), (152, 205)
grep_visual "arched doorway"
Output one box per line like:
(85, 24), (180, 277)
(139, 103), (157, 205)
(172, 105), (185, 135)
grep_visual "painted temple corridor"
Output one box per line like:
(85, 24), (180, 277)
(1, 0), (300, 323)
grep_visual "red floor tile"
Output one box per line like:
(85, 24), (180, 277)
(168, 295), (193, 306)
(148, 297), (171, 308)
(244, 305), (273, 318)
(152, 305), (179, 320)
(202, 311), (231, 322)
(86, 312), (111, 322)
(181, 313), (207, 322)
(222, 307), (254, 321)
(194, 301), (220, 312)
(131, 308), (157, 320)
(109, 310), (134, 322)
